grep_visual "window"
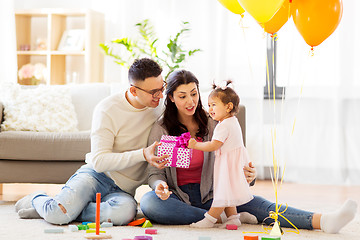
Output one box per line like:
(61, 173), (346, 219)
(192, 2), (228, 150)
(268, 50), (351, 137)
(264, 33), (285, 99)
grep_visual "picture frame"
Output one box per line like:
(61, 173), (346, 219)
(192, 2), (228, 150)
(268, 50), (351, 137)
(57, 29), (85, 51)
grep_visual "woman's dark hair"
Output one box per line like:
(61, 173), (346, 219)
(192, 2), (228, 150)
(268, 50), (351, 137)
(210, 80), (240, 115)
(163, 70), (208, 139)
(128, 58), (162, 83)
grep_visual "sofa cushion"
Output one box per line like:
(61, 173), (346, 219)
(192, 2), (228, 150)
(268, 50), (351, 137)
(0, 130), (90, 161)
(70, 83), (111, 131)
(1, 84), (78, 132)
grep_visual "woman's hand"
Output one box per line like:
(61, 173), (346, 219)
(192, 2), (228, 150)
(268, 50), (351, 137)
(155, 181), (172, 200)
(187, 138), (197, 149)
(143, 141), (168, 169)
(243, 162), (256, 184)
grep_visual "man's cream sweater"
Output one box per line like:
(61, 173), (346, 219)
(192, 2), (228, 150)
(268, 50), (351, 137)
(85, 90), (163, 196)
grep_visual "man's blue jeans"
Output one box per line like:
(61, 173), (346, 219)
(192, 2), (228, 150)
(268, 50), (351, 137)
(140, 183), (314, 229)
(31, 165), (137, 225)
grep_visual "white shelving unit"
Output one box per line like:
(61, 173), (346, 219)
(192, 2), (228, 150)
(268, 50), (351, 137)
(15, 8), (104, 84)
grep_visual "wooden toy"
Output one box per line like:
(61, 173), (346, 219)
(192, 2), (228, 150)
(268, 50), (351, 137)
(270, 221), (283, 236)
(68, 225), (79, 232)
(88, 223), (97, 229)
(244, 235), (258, 240)
(226, 224), (238, 230)
(44, 228), (64, 233)
(128, 218), (146, 226)
(84, 193), (112, 239)
(145, 229), (157, 234)
(78, 224), (89, 230)
(101, 222), (113, 228)
(134, 236), (152, 240)
(96, 193), (100, 235)
(261, 237), (281, 240)
(142, 220), (153, 228)
(86, 230), (106, 233)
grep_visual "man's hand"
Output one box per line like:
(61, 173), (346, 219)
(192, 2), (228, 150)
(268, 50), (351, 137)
(187, 138), (197, 149)
(143, 141), (168, 169)
(155, 181), (172, 200)
(243, 162), (256, 184)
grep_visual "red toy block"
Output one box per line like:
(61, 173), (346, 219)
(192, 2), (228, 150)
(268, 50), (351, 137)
(244, 235), (259, 240)
(226, 224), (238, 230)
(145, 229), (157, 235)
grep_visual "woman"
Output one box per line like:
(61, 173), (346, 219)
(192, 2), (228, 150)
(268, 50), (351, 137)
(140, 70), (357, 233)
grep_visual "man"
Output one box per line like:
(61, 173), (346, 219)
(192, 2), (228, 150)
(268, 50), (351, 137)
(15, 58), (168, 225)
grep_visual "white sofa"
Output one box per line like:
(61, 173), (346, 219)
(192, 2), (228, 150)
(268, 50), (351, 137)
(0, 83), (114, 187)
(0, 83), (246, 193)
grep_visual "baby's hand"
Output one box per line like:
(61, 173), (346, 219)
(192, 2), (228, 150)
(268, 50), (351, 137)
(188, 138), (197, 149)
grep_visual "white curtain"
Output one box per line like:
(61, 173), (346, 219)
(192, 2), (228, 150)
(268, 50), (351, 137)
(255, 0), (360, 185)
(0, 0), (17, 83)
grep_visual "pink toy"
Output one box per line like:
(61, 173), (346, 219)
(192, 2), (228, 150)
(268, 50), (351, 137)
(226, 224), (238, 230)
(145, 229), (157, 235)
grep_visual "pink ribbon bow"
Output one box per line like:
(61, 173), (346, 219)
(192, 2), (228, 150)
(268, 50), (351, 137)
(175, 132), (191, 148)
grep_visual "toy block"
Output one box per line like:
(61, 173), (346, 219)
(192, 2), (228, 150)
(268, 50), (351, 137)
(101, 222), (113, 228)
(226, 224), (238, 230)
(68, 224), (79, 232)
(244, 235), (258, 240)
(270, 221), (283, 236)
(199, 237), (211, 240)
(88, 223), (97, 229)
(128, 218), (146, 226)
(83, 222), (92, 225)
(134, 236), (152, 240)
(86, 229), (106, 233)
(145, 229), (157, 234)
(142, 220), (153, 228)
(78, 224), (90, 230)
(44, 228), (64, 233)
(261, 237), (281, 240)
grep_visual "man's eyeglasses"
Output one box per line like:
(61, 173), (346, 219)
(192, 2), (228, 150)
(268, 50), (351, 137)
(131, 81), (167, 98)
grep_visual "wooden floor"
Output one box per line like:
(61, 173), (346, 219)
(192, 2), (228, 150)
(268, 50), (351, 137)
(1, 180), (360, 213)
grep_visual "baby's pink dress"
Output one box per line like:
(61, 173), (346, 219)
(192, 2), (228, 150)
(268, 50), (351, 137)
(211, 116), (253, 207)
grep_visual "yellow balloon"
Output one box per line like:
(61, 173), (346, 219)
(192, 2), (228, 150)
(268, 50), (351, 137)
(237, 0), (285, 23)
(217, 0), (245, 15)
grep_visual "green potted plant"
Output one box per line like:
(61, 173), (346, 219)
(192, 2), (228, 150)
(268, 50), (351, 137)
(100, 19), (201, 80)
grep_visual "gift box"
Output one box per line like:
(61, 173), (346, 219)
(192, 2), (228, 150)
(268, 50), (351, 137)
(158, 132), (192, 168)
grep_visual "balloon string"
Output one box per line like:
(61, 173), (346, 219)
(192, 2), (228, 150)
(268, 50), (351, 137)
(239, 18), (255, 84)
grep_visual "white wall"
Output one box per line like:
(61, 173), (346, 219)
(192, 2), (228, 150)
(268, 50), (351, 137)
(13, 0), (360, 185)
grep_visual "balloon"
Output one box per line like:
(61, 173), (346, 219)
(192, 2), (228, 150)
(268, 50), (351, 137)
(237, 0), (285, 23)
(292, 0), (343, 47)
(217, 0), (245, 15)
(262, 0), (291, 34)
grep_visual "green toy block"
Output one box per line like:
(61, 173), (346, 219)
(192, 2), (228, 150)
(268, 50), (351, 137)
(261, 237), (281, 240)
(77, 224), (89, 230)
(142, 220), (153, 228)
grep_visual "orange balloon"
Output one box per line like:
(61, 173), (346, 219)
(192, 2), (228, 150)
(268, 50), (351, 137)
(262, 0), (291, 34)
(292, 0), (343, 47)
